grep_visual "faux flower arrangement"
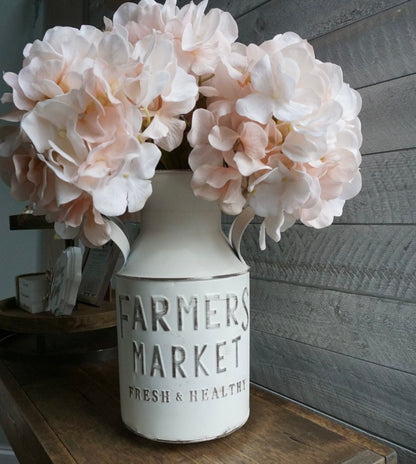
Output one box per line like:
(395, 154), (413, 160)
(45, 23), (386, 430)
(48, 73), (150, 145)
(0, 0), (362, 250)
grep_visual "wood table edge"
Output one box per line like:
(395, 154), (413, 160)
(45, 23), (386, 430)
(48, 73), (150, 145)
(0, 361), (76, 464)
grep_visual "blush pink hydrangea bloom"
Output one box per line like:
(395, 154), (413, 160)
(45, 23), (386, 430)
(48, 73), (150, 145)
(1, 14), (199, 245)
(108, 0), (238, 76)
(187, 31), (362, 249)
(1, 0), (362, 249)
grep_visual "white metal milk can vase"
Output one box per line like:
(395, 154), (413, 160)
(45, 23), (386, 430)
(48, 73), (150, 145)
(116, 171), (250, 442)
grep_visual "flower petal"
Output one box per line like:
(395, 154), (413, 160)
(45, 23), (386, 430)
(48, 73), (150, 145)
(208, 125), (238, 151)
(236, 93), (274, 125)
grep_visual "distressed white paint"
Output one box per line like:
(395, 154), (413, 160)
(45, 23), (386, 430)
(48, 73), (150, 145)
(116, 172), (250, 442)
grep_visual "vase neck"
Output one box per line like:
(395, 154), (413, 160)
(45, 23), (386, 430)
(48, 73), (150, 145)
(118, 170), (248, 279)
(141, 171), (221, 235)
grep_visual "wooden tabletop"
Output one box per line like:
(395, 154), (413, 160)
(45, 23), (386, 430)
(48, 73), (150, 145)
(0, 359), (396, 464)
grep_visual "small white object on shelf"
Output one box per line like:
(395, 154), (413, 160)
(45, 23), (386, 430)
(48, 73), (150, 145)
(48, 247), (82, 316)
(16, 273), (49, 313)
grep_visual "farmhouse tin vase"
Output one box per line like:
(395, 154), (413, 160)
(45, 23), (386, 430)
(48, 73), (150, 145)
(115, 171), (251, 442)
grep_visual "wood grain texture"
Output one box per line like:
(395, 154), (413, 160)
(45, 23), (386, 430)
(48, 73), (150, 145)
(394, 447), (416, 464)
(250, 330), (416, 450)
(277, 396), (397, 464)
(0, 359), (396, 464)
(251, 278), (416, 373)
(0, 363), (76, 464)
(27, 377), (366, 464)
(82, 361), (413, 464)
(242, 224), (416, 301)
(341, 450), (384, 464)
(86, 0), (267, 27)
(0, 298), (116, 334)
(83, 358), (406, 463)
(236, 0), (407, 43)
(238, 0), (416, 459)
(360, 75), (416, 154)
(335, 149), (416, 224)
(311, 2), (416, 88)
(178, 0), (268, 17)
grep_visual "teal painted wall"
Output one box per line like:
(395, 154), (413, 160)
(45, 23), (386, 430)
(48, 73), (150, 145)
(0, 0), (46, 300)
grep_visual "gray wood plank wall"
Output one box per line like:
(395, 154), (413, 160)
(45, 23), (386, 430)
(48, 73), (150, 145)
(66, 0), (416, 462)
(236, 1), (416, 463)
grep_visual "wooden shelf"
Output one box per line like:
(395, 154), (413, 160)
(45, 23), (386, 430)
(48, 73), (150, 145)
(0, 330), (117, 365)
(0, 359), (396, 464)
(9, 214), (53, 230)
(0, 298), (116, 334)
(0, 298), (117, 364)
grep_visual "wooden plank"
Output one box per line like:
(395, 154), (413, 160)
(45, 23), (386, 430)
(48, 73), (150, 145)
(250, 279), (416, 373)
(178, 0), (268, 17)
(0, 298), (116, 334)
(335, 149), (416, 224)
(85, 363), (397, 462)
(360, 75), (416, 154)
(1, 359), (394, 464)
(9, 214), (53, 230)
(250, 330), (416, 450)
(312, 2), (416, 88)
(236, 0), (407, 44)
(279, 394), (416, 464)
(210, 389), (372, 464)
(274, 392), (397, 464)
(336, 450), (384, 464)
(79, 359), (120, 401)
(87, 0), (268, 28)
(242, 224), (416, 301)
(0, 362), (76, 464)
(21, 371), (194, 464)
(395, 447), (416, 464)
